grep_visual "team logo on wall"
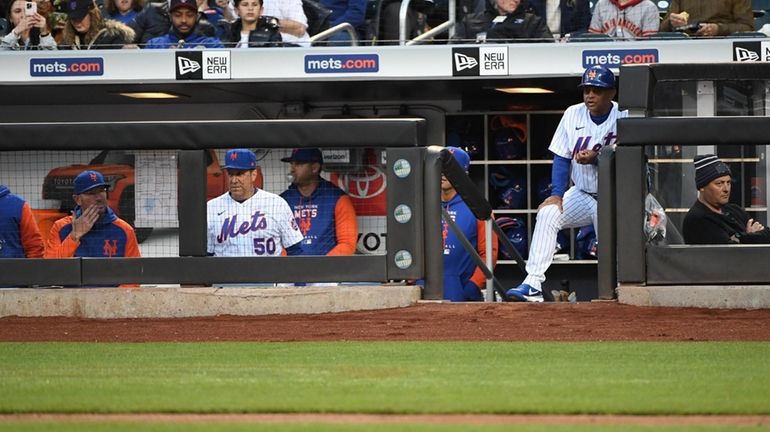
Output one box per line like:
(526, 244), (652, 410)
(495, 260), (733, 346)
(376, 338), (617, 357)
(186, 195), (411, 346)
(452, 47), (508, 76)
(176, 51), (231, 80)
(732, 42), (770, 62)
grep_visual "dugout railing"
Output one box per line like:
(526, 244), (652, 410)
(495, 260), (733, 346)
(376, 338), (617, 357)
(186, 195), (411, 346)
(0, 118), (450, 294)
(600, 63), (770, 295)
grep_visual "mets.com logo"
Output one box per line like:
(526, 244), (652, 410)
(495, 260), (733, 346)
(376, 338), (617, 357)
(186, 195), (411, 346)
(582, 49), (658, 68)
(305, 54), (379, 73)
(30, 57), (104, 77)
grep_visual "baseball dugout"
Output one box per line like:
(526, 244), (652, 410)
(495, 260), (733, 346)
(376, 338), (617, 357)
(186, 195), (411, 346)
(599, 63), (770, 296)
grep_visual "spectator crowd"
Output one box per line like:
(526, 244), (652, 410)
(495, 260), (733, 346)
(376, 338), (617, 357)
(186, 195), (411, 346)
(0, 0), (762, 49)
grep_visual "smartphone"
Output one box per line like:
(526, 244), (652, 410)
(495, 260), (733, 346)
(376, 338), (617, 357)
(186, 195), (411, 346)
(24, 1), (37, 16)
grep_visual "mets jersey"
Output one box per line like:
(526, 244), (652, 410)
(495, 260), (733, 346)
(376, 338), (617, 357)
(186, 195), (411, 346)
(548, 100), (627, 194)
(207, 190), (304, 257)
(280, 179), (357, 256)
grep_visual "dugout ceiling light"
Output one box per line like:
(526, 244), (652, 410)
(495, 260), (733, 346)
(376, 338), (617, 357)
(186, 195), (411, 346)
(117, 92), (185, 99)
(494, 87), (554, 94)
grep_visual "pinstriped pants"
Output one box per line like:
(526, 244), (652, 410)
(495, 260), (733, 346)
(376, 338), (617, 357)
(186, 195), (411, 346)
(523, 186), (597, 290)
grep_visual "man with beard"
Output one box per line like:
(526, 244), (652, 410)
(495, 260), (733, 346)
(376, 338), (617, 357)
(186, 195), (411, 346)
(279, 148), (357, 256)
(683, 154), (770, 244)
(45, 170), (140, 258)
(145, 0), (223, 48)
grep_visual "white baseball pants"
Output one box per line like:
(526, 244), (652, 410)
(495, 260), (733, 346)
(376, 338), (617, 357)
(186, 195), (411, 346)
(523, 186), (597, 290)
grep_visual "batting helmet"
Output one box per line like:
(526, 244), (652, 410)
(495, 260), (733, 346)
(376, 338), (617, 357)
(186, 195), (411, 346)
(490, 116), (527, 160)
(496, 217), (528, 260)
(489, 167), (526, 209)
(579, 65), (615, 89)
(555, 230), (570, 255)
(576, 225), (598, 259)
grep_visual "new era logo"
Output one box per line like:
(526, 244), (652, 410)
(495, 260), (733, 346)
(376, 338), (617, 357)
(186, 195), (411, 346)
(454, 53), (478, 72)
(175, 51), (230, 80)
(732, 42), (770, 62)
(177, 56), (201, 75)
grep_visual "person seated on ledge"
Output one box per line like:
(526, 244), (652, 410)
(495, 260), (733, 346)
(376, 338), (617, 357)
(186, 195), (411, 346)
(660, 0), (753, 37)
(683, 154), (770, 244)
(454, 0), (554, 43)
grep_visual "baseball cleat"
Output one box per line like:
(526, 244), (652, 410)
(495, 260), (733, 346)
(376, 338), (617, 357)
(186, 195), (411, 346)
(506, 283), (544, 303)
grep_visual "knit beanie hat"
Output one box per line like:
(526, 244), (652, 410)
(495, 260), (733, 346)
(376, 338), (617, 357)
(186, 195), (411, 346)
(694, 154), (731, 189)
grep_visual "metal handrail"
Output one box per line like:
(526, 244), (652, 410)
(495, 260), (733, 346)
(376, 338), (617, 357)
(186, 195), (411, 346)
(399, 0), (455, 45)
(309, 22), (360, 46)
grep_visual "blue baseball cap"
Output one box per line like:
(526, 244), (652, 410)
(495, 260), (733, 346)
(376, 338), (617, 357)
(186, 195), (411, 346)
(281, 148), (323, 163)
(447, 146), (470, 171)
(74, 170), (109, 195)
(223, 149), (258, 170)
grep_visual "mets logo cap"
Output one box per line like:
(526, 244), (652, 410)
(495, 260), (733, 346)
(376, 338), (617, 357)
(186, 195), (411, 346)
(74, 170), (109, 195)
(223, 149), (258, 170)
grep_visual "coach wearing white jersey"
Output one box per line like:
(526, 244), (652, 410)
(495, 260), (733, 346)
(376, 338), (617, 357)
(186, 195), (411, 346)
(207, 149), (304, 257)
(506, 65), (628, 302)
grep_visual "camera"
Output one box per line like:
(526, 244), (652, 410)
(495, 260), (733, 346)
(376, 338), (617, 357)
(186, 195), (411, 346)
(24, 1), (37, 16)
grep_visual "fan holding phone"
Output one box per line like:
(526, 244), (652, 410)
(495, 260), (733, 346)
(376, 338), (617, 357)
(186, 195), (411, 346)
(660, 0), (754, 37)
(1, 0), (56, 50)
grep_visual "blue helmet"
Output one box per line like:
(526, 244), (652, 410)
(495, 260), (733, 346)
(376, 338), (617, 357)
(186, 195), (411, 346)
(489, 167), (526, 209)
(446, 146), (470, 171)
(576, 225), (598, 259)
(496, 217), (528, 260)
(579, 65), (615, 89)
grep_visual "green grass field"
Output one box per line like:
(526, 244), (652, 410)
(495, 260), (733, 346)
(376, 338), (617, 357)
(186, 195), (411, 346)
(1, 342), (769, 431)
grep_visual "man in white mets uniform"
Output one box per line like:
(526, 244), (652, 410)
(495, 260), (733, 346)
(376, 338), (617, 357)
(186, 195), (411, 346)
(207, 148), (304, 257)
(507, 65), (628, 302)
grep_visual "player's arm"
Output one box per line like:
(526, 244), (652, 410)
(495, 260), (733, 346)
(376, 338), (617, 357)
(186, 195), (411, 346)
(327, 195), (357, 256)
(468, 219), (499, 288)
(20, 202), (44, 258)
(44, 220), (79, 258)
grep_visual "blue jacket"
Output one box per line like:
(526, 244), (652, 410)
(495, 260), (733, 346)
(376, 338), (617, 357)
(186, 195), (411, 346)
(441, 193), (497, 301)
(526, 0), (591, 35)
(0, 186), (44, 258)
(145, 31), (224, 48)
(46, 206), (140, 258)
(280, 179), (357, 256)
(320, 0), (367, 31)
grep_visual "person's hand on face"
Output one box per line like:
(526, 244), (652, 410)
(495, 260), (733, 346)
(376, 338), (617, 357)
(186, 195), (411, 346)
(70, 203), (102, 242)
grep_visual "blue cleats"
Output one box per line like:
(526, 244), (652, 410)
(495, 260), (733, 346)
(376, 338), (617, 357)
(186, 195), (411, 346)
(506, 283), (544, 303)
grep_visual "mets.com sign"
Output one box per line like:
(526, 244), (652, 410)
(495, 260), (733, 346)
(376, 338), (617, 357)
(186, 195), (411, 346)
(30, 57), (104, 77)
(582, 49), (659, 68)
(305, 54), (379, 73)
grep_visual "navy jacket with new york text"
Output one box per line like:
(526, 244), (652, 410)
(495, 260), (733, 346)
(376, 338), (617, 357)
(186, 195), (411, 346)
(442, 193), (498, 301)
(280, 179), (358, 256)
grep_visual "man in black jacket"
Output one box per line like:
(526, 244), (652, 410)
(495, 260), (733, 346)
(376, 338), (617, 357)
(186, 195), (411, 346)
(683, 154), (770, 244)
(454, 0), (553, 42)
